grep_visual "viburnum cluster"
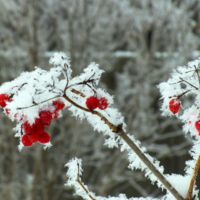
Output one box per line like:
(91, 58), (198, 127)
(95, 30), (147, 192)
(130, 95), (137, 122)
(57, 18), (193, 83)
(21, 99), (65, 146)
(0, 92), (65, 146)
(159, 58), (200, 138)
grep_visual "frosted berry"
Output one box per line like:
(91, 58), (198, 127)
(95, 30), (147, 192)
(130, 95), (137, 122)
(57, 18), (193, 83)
(98, 97), (108, 110)
(53, 99), (65, 111)
(169, 99), (181, 114)
(22, 134), (33, 146)
(39, 110), (52, 123)
(28, 132), (40, 143)
(195, 120), (200, 132)
(0, 94), (10, 107)
(86, 96), (99, 110)
(38, 131), (51, 144)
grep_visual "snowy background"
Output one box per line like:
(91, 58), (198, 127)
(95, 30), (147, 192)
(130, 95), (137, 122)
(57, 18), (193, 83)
(0, 0), (200, 200)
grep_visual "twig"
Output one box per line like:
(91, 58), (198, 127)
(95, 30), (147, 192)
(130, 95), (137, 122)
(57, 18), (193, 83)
(71, 88), (86, 97)
(186, 156), (200, 200)
(179, 77), (198, 90)
(194, 65), (200, 87)
(65, 73), (96, 94)
(169, 90), (191, 99)
(77, 163), (97, 200)
(17, 95), (61, 110)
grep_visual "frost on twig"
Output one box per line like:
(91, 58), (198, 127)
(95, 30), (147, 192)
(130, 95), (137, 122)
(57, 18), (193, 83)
(65, 158), (159, 200)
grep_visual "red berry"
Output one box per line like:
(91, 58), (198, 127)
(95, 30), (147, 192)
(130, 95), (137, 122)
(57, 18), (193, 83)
(53, 99), (65, 111)
(28, 132), (40, 143)
(98, 97), (108, 110)
(169, 99), (181, 114)
(23, 121), (34, 134)
(38, 131), (51, 144)
(22, 134), (33, 146)
(86, 96), (99, 110)
(39, 110), (52, 124)
(43, 120), (51, 126)
(32, 118), (45, 133)
(0, 94), (10, 107)
(23, 118), (45, 134)
(195, 120), (200, 132)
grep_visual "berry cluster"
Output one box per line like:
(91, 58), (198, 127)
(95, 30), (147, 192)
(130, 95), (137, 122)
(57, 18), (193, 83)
(86, 96), (108, 110)
(21, 99), (65, 146)
(0, 94), (65, 147)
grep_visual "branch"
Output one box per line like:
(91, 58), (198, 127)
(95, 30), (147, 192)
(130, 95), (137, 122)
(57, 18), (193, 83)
(194, 65), (200, 87)
(117, 130), (184, 200)
(63, 94), (184, 200)
(186, 156), (200, 200)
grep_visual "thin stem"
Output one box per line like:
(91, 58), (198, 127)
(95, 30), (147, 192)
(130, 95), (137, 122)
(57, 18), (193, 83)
(194, 65), (200, 87)
(63, 94), (184, 200)
(77, 164), (97, 200)
(179, 77), (198, 90)
(64, 73), (96, 93)
(70, 88), (86, 97)
(63, 69), (69, 94)
(17, 95), (60, 110)
(186, 156), (200, 200)
(169, 89), (191, 99)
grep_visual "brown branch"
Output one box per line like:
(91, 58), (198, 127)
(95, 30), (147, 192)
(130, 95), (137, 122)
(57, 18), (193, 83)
(186, 156), (200, 200)
(179, 77), (198, 90)
(63, 94), (184, 200)
(71, 88), (86, 97)
(77, 164), (97, 200)
(117, 130), (184, 200)
(169, 90), (191, 99)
